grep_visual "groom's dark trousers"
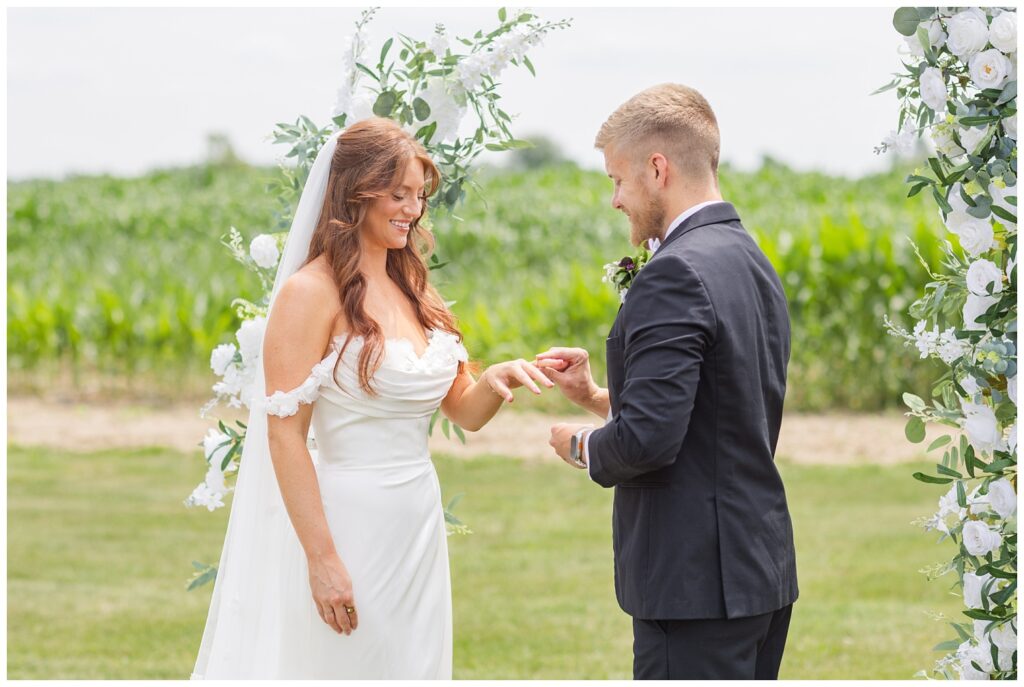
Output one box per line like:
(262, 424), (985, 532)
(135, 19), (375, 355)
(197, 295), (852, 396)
(587, 203), (799, 680)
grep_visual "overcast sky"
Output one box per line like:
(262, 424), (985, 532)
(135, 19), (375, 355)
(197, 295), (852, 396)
(8, 6), (910, 181)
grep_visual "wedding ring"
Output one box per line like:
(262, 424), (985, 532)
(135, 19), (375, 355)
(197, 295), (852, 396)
(345, 606), (355, 614)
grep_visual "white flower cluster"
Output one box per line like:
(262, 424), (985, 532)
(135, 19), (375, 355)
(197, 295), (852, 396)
(415, 77), (467, 144)
(455, 25), (543, 92)
(912, 320), (971, 364)
(209, 316), (267, 410)
(888, 9), (1018, 679)
(185, 428), (238, 511)
(882, 119), (918, 155)
(951, 619), (1017, 679)
(960, 399), (1012, 456)
(887, 8), (1018, 159)
(330, 25), (376, 126)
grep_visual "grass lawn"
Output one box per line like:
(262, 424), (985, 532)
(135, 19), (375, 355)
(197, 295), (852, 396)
(7, 443), (962, 679)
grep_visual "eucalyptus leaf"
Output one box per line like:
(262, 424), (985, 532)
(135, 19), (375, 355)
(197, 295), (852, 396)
(413, 97), (431, 121)
(903, 392), (927, 412)
(892, 7), (922, 36)
(913, 471), (953, 484)
(996, 81), (1017, 106)
(372, 91), (397, 117)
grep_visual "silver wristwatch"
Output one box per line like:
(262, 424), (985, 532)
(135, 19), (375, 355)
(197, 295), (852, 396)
(569, 427), (592, 469)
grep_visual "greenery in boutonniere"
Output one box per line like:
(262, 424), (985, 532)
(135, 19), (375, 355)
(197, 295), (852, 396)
(602, 249), (651, 303)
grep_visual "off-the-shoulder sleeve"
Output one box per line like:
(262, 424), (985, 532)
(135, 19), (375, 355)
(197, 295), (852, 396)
(262, 352), (338, 418)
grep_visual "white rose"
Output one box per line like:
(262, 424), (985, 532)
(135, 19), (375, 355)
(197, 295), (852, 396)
(954, 216), (995, 257)
(202, 428), (232, 465)
(970, 49), (1013, 91)
(904, 18), (948, 57)
(209, 342), (237, 377)
(962, 401), (1006, 454)
(989, 181), (1017, 209)
(962, 634), (995, 674)
(989, 11), (1017, 53)
(956, 660), (989, 680)
(204, 462), (228, 496)
(987, 478), (1017, 519)
(1007, 375), (1017, 405)
(968, 483), (992, 514)
(1003, 114), (1017, 141)
(961, 519), (1003, 556)
(939, 483), (966, 519)
(236, 316), (266, 366)
(947, 183), (973, 213)
(1006, 424), (1016, 454)
(963, 571), (995, 609)
(947, 8), (990, 59)
(972, 622), (1015, 671)
(919, 67), (948, 112)
(932, 122), (966, 157)
(249, 234), (280, 269)
(989, 621), (1017, 653)
(966, 259), (1004, 295)
(960, 125), (989, 154)
(963, 293), (999, 331)
(961, 375), (981, 397)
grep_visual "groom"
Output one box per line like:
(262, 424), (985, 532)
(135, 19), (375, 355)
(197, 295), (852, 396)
(538, 83), (798, 680)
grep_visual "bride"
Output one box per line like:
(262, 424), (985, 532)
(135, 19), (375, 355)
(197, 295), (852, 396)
(191, 117), (553, 679)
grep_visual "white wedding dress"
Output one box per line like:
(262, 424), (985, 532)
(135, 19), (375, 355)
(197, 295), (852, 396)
(194, 327), (466, 679)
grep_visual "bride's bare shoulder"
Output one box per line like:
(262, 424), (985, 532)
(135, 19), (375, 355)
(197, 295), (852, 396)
(271, 257), (344, 331)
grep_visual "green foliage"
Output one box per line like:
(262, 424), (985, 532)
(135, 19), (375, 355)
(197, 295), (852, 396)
(7, 165), (278, 396)
(8, 160), (946, 409)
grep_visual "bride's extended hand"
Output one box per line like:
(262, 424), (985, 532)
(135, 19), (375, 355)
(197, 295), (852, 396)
(308, 553), (358, 636)
(481, 358), (555, 403)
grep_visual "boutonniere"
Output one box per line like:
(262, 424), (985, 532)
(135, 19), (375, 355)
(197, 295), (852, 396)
(602, 247), (652, 303)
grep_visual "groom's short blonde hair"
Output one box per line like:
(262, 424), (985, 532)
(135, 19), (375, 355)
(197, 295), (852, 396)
(595, 83), (720, 181)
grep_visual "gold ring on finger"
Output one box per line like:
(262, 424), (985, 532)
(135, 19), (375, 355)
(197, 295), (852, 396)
(345, 606), (355, 614)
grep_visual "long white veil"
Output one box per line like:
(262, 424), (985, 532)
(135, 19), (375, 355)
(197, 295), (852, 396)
(191, 131), (340, 679)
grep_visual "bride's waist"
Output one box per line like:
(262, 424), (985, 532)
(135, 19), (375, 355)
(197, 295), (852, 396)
(309, 414), (431, 468)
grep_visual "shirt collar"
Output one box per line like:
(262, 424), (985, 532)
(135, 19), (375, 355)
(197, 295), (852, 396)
(648, 200), (727, 253)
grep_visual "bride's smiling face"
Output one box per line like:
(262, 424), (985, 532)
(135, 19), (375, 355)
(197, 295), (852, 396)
(361, 157), (427, 252)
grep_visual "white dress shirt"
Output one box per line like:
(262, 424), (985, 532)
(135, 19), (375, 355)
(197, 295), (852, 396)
(583, 199), (727, 477)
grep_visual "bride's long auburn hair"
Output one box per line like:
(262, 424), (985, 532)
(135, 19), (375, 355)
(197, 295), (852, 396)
(304, 117), (465, 395)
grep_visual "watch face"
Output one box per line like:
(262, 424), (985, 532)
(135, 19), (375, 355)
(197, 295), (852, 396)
(570, 433), (579, 459)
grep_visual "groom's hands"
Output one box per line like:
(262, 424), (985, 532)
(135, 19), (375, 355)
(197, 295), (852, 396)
(549, 422), (591, 468)
(535, 347), (610, 419)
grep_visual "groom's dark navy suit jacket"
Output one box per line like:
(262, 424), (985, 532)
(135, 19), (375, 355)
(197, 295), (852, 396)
(588, 202), (798, 621)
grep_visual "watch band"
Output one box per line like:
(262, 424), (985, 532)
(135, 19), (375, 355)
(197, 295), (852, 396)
(570, 428), (590, 469)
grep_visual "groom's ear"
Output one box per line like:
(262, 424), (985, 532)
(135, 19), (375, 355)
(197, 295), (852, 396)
(650, 153), (670, 188)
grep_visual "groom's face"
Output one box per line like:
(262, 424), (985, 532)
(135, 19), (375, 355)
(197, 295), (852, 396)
(604, 145), (666, 248)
